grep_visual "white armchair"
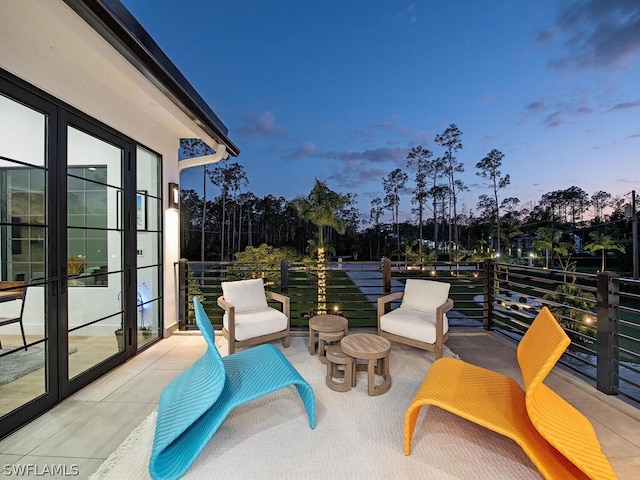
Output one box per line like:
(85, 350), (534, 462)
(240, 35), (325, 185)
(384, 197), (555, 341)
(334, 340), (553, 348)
(377, 279), (453, 359)
(217, 278), (290, 354)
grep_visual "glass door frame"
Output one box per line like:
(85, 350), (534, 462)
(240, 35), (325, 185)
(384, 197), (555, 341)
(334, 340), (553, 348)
(0, 74), (60, 437)
(0, 68), (144, 436)
(57, 111), (139, 399)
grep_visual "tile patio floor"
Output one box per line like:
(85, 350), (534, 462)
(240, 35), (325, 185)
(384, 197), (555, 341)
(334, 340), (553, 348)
(0, 329), (639, 479)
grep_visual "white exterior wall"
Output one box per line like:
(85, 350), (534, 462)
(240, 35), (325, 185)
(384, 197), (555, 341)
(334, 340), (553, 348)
(0, 0), (220, 333)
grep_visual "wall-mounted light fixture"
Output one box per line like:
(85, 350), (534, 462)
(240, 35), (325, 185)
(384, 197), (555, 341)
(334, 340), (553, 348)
(168, 182), (180, 210)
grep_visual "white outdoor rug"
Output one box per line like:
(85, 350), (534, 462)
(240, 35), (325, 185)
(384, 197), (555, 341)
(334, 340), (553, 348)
(90, 337), (541, 480)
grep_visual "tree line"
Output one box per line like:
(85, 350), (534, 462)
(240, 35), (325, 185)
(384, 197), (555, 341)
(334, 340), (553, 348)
(179, 133), (635, 274)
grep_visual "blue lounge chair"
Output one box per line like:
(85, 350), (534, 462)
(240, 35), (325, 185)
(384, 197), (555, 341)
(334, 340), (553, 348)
(149, 298), (315, 480)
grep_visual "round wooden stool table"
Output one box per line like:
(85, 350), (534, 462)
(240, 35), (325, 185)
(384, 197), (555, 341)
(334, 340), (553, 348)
(325, 345), (356, 392)
(340, 333), (391, 396)
(317, 330), (345, 363)
(308, 314), (348, 358)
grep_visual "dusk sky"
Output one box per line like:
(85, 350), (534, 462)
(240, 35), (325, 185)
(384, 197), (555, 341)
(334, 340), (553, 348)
(121, 0), (640, 223)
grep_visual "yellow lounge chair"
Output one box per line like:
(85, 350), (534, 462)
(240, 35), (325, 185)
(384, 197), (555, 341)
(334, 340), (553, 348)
(404, 306), (617, 480)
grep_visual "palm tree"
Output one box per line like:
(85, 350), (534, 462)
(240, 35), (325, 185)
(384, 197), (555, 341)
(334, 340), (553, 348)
(533, 227), (577, 276)
(392, 239), (419, 269)
(533, 227), (555, 269)
(584, 232), (625, 272)
(293, 179), (348, 314)
(499, 215), (523, 257)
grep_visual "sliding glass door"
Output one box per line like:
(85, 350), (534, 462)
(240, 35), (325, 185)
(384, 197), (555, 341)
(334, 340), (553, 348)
(65, 124), (127, 382)
(0, 91), (50, 425)
(1, 73), (163, 437)
(136, 146), (162, 347)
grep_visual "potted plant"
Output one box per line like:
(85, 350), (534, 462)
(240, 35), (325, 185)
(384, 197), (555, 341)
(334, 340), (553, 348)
(115, 327), (124, 350)
(139, 327), (153, 339)
(114, 290), (153, 348)
(137, 291), (154, 339)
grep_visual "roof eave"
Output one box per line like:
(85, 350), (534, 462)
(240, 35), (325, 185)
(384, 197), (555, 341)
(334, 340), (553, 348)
(63, 0), (240, 157)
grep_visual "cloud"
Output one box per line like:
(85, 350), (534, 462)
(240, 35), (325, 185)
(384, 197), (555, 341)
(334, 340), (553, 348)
(574, 105), (593, 115)
(544, 111), (567, 128)
(327, 162), (389, 190)
(394, 4), (418, 24)
(615, 177), (637, 184)
(337, 145), (408, 163)
(346, 122), (432, 149)
(371, 122), (408, 134)
(411, 130), (433, 146)
(482, 93), (495, 105)
(283, 142), (318, 159)
(534, 28), (556, 44)
(264, 145), (281, 154)
(526, 100), (548, 113)
(347, 122), (411, 144)
(517, 99), (551, 126)
(236, 111), (287, 138)
(467, 181), (484, 192)
(283, 143), (408, 164)
(274, 121), (431, 193)
(520, 98), (595, 128)
(281, 142), (411, 191)
(608, 100), (640, 112)
(542, 1), (640, 70)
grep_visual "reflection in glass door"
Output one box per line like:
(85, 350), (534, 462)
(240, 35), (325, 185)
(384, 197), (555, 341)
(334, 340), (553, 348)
(1, 74), (159, 437)
(66, 126), (125, 380)
(0, 93), (48, 419)
(136, 146), (162, 348)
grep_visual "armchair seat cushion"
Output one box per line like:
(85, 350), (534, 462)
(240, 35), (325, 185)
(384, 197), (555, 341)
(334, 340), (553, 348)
(223, 307), (287, 342)
(379, 308), (448, 345)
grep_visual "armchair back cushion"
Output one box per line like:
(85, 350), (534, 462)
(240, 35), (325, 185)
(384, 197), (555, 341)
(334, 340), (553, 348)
(221, 278), (268, 313)
(401, 279), (450, 313)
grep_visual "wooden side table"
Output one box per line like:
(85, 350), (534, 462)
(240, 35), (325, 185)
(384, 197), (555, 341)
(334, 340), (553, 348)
(340, 333), (391, 396)
(325, 345), (356, 392)
(317, 330), (345, 363)
(308, 314), (348, 356)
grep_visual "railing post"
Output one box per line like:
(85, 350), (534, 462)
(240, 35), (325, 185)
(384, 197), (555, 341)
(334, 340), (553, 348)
(177, 258), (188, 331)
(280, 259), (289, 294)
(596, 271), (619, 395)
(483, 259), (495, 330)
(382, 258), (391, 295)
(381, 258), (392, 315)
